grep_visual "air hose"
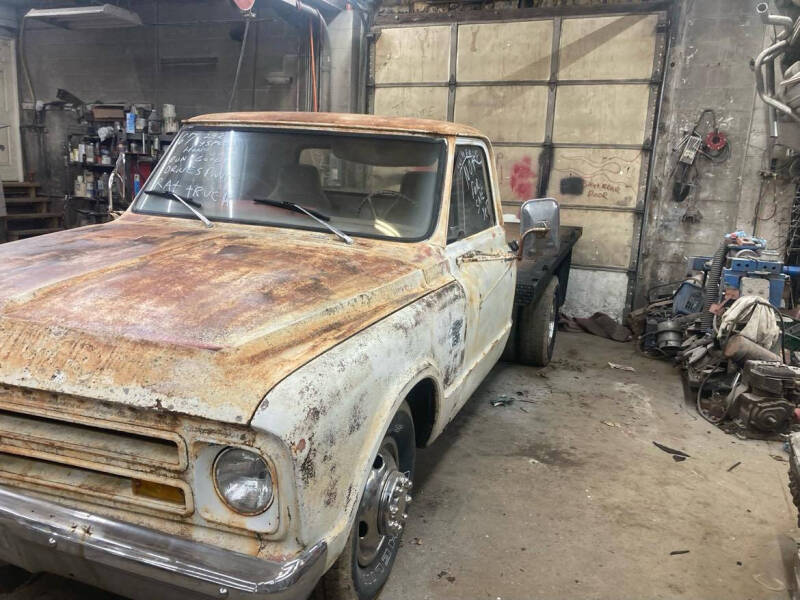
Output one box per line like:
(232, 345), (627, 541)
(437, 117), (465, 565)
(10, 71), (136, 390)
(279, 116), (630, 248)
(700, 240), (727, 331)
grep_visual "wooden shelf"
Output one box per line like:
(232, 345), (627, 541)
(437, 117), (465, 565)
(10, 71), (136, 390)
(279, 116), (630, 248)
(6, 212), (63, 221)
(2, 181), (40, 189)
(70, 162), (115, 169)
(2, 182), (64, 241)
(5, 197), (51, 205)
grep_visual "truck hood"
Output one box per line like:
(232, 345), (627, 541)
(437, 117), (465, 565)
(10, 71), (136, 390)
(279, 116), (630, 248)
(0, 215), (449, 424)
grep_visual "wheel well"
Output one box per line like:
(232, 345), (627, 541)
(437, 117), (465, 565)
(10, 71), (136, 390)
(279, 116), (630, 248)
(406, 378), (437, 448)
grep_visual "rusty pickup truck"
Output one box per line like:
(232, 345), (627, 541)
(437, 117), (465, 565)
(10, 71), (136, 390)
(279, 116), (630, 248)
(0, 112), (579, 600)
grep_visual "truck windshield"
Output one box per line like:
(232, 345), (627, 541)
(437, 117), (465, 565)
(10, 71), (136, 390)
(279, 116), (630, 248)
(133, 127), (446, 242)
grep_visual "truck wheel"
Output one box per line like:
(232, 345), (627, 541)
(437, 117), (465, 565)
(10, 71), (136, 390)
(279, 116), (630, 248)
(314, 402), (415, 600)
(517, 277), (559, 367)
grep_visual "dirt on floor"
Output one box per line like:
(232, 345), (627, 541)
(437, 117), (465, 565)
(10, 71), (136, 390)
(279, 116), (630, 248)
(2, 332), (798, 599)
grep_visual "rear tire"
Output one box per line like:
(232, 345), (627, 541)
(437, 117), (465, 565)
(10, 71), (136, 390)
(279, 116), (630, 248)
(313, 402), (416, 600)
(517, 277), (559, 367)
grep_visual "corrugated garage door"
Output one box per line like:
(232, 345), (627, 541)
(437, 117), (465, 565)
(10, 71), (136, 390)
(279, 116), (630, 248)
(369, 12), (668, 319)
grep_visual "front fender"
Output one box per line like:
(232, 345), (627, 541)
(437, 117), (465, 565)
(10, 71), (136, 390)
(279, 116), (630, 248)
(250, 282), (466, 566)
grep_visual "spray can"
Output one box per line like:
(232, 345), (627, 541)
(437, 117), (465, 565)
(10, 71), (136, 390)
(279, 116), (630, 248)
(133, 173), (141, 196)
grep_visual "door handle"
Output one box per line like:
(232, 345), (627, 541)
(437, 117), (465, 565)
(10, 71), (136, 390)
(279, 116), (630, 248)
(456, 250), (517, 265)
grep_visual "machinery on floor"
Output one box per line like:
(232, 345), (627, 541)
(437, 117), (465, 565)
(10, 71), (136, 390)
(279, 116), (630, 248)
(636, 231), (800, 438)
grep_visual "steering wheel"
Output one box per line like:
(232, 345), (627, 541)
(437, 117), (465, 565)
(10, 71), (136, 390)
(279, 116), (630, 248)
(357, 190), (417, 220)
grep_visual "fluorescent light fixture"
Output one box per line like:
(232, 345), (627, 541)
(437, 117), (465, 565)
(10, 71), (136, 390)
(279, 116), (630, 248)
(24, 4), (142, 29)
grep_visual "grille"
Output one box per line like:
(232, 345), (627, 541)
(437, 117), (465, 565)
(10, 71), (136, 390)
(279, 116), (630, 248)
(0, 389), (192, 516)
(0, 453), (190, 515)
(0, 409), (185, 470)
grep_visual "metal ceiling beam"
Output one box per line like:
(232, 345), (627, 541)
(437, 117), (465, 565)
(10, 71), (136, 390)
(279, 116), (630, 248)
(375, 0), (674, 26)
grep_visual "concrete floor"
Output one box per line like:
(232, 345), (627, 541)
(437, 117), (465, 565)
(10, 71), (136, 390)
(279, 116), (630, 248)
(2, 332), (798, 599)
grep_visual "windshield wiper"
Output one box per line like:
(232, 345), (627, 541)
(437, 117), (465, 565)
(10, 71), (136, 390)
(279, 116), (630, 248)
(144, 189), (213, 229)
(253, 198), (353, 245)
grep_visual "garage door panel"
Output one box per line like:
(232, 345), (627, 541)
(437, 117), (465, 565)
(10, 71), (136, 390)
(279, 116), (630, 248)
(561, 207), (634, 268)
(457, 21), (553, 82)
(373, 86), (449, 121)
(562, 269), (629, 321)
(494, 147), (542, 207)
(371, 13), (664, 317)
(374, 26), (451, 83)
(547, 148), (643, 208)
(454, 85), (548, 143)
(0, 127), (9, 168)
(553, 84), (650, 145)
(559, 14), (659, 80)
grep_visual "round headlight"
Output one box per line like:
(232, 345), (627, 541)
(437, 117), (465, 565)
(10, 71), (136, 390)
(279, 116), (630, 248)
(213, 448), (273, 515)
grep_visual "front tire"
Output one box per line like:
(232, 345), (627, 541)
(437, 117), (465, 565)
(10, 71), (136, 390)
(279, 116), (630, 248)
(314, 402), (416, 600)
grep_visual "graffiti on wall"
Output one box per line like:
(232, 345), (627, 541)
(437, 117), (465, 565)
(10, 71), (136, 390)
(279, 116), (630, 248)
(496, 151), (639, 207)
(496, 153), (538, 201)
(553, 152), (640, 206)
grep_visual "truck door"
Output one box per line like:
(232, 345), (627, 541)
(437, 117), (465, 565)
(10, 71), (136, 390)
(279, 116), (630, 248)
(444, 140), (515, 401)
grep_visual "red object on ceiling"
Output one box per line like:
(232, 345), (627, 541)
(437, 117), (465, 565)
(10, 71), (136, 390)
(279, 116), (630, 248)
(233, 0), (256, 10)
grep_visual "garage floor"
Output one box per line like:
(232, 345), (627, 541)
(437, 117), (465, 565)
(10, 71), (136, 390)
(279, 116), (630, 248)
(1, 332), (798, 599)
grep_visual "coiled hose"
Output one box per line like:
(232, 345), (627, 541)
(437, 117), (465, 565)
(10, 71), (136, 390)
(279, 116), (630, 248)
(700, 240), (727, 331)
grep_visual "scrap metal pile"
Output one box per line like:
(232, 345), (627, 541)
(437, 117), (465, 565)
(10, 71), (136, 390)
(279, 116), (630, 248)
(635, 231), (800, 438)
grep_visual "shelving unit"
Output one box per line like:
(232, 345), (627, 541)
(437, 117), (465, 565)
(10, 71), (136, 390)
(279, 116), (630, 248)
(3, 182), (63, 241)
(64, 105), (176, 227)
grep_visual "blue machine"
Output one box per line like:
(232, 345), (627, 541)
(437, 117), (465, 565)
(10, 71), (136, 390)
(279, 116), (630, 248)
(687, 231), (799, 309)
(722, 257), (786, 307)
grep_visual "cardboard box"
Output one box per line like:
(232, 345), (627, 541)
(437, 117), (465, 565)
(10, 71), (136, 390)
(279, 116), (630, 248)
(92, 105), (125, 120)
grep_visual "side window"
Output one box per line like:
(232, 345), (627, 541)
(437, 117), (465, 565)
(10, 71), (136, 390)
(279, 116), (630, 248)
(447, 145), (495, 243)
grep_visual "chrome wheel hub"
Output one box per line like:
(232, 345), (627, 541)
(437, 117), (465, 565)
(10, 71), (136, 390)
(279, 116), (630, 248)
(547, 297), (557, 344)
(378, 471), (413, 537)
(355, 439), (413, 567)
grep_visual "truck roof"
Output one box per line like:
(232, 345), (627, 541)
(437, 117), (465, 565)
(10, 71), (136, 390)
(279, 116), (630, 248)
(185, 111), (488, 139)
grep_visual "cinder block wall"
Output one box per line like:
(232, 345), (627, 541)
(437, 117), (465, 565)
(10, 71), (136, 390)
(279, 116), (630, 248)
(18, 0), (307, 195)
(22, 3), (303, 116)
(639, 0), (800, 304)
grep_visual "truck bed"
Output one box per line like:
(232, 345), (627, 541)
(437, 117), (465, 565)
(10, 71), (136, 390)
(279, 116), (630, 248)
(514, 225), (583, 309)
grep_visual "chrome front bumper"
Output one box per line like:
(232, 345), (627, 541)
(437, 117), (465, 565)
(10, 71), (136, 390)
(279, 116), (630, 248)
(0, 485), (326, 600)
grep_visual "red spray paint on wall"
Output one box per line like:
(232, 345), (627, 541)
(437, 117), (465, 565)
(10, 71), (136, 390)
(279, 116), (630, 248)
(510, 156), (536, 200)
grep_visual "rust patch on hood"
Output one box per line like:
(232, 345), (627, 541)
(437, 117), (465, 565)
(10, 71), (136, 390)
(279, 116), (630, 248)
(0, 214), (451, 424)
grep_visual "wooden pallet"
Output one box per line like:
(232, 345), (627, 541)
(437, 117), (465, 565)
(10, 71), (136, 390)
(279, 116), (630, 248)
(2, 182), (64, 242)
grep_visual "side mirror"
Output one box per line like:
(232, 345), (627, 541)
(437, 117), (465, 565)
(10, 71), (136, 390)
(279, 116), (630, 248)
(519, 198), (559, 260)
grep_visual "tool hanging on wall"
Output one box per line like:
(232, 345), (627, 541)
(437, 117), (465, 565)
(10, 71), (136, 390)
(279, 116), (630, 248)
(671, 108), (731, 204)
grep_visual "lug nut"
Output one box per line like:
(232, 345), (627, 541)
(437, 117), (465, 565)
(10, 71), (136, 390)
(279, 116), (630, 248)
(390, 506), (398, 515)
(405, 494), (412, 503)
(402, 513), (408, 520)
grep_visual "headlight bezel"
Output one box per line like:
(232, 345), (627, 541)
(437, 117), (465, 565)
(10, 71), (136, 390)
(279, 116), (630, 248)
(212, 446), (275, 516)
